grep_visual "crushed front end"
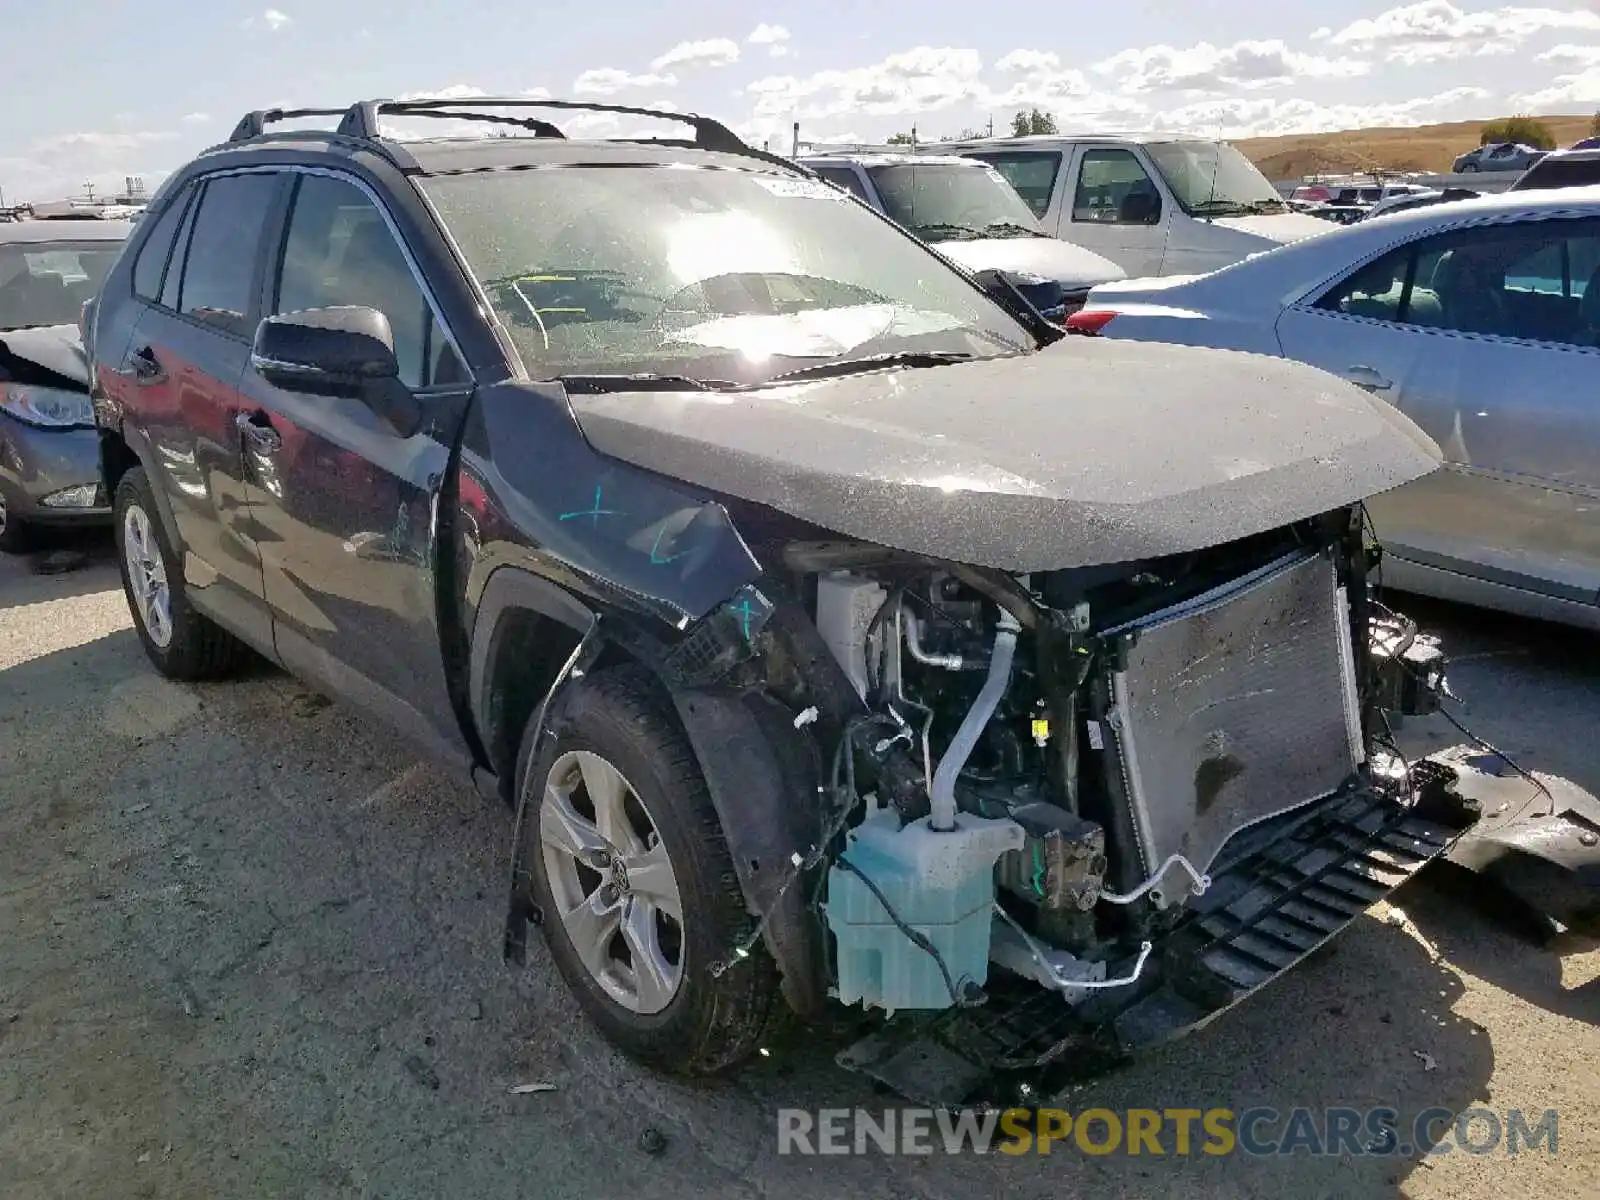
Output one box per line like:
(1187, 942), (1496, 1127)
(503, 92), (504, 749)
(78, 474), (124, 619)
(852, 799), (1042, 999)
(742, 504), (1481, 1105)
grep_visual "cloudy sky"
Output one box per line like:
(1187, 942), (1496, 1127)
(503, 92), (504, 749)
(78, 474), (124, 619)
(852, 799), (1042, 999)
(3, 0), (1599, 202)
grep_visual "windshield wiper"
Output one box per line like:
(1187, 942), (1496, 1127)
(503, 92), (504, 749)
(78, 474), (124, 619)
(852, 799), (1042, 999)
(982, 221), (1047, 238)
(1187, 199), (1253, 217)
(909, 222), (982, 240)
(765, 350), (973, 385)
(1245, 198), (1288, 213)
(556, 372), (739, 394)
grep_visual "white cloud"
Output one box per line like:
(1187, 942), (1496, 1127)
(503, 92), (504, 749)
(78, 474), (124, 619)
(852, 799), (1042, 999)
(1516, 44), (1600, 108)
(241, 8), (291, 33)
(1094, 39), (1369, 94)
(748, 23), (791, 57)
(179, 112), (211, 125)
(1326, 1), (1600, 65)
(652, 38), (741, 71)
(573, 68), (678, 95)
(0, 129), (180, 204)
(747, 46), (989, 122)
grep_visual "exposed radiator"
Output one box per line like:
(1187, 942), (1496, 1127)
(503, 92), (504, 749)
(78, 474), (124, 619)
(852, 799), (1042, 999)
(1103, 551), (1364, 907)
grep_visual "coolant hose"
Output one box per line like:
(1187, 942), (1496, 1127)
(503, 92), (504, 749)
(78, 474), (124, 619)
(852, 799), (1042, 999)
(929, 610), (1019, 830)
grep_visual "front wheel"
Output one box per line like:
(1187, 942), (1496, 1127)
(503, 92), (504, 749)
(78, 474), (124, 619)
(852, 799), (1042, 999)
(517, 665), (778, 1075)
(0, 492), (32, 554)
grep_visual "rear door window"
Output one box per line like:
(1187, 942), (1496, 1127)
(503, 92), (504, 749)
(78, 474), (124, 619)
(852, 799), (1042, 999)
(961, 150), (1061, 218)
(132, 185), (194, 300)
(1317, 218), (1600, 346)
(173, 172), (281, 336)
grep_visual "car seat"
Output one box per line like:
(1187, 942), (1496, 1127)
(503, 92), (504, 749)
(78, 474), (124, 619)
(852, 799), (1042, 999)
(1429, 250), (1508, 336)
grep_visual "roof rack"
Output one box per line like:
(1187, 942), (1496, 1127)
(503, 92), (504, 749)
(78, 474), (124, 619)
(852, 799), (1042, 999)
(225, 97), (809, 176)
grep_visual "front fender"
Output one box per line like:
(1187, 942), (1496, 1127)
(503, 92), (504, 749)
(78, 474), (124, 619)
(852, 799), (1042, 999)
(670, 685), (831, 1019)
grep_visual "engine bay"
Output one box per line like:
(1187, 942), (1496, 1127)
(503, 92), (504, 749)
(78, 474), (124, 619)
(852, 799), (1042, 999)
(784, 505), (1441, 1017)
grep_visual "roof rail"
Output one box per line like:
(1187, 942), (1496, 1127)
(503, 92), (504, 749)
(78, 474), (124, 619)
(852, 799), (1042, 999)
(338, 97), (810, 174)
(228, 107), (355, 143)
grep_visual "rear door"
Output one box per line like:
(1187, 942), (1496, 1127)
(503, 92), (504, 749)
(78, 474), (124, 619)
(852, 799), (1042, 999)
(237, 170), (475, 763)
(110, 170), (285, 648)
(1277, 215), (1600, 614)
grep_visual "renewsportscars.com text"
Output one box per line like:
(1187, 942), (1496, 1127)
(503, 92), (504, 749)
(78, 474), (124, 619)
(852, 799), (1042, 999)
(776, 1106), (1558, 1158)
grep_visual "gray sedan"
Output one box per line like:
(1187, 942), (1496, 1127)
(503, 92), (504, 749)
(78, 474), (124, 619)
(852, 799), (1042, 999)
(1072, 186), (1600, 631)
(0, 219), (129, 552)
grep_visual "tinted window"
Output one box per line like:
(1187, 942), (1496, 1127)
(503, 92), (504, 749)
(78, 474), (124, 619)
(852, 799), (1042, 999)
(176, 173), (280, 334)
(0, 241), (123, 330)
(273, 173), (461, 389)
(812, 167), (871, 203)
(420, 166), (1030, 385)
(963, 151), (1060, 218)
(1316, 218), (1600, 346)
(1072, 149), (1161, 225)
(132, 187), (192, 300)
(1511, 154), (1600, 192)
(160, 194), (199, 311)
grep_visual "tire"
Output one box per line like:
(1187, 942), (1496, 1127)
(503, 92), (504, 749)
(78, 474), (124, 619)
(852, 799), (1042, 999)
(1459, 164), (1478, 173)
(516, 664), (778, 1075)
(0, 492), (32, 554)
(113, 467), (248, 681)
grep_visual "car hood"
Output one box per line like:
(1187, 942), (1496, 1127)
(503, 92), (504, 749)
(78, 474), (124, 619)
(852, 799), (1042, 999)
(932, 236), (1126, 290)
(1207, 211), (1333, 246)
(566, 339), (1442, 572)
(0, 323), (89, 388)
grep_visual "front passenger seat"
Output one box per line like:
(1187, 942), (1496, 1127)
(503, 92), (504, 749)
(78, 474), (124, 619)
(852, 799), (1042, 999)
(1579, 263), (1600, 346)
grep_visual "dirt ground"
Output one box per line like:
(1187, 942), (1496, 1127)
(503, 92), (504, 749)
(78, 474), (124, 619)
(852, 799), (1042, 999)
(1, 539), (1596, 1200)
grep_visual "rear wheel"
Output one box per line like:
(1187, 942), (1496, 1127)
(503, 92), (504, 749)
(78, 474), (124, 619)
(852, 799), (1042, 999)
(113, 467), (248, 680)
(517, 665), (778, 1074)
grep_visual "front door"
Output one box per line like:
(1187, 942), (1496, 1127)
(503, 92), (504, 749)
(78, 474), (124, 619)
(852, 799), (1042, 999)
(1056, 147), (1168, 276)
(236, 170), (475, 763)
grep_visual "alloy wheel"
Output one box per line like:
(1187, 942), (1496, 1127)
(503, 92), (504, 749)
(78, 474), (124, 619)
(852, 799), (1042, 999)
(539, 749), (686, 1015)
(122, 503), (172, 648)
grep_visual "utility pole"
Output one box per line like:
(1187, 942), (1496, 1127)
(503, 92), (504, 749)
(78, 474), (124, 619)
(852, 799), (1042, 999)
(791, 121), (799, 157)
(83, 180), (96, 202)
(987, 115), (994, 137)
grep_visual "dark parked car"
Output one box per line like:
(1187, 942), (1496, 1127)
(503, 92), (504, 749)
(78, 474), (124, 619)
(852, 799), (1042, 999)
(1509, 147), (1600, 191)
(86, 97), (1554, 1101)
(0, 219), (128, 551)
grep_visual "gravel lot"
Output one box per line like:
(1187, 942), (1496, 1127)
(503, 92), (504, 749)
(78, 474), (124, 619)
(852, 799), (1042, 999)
(1, 538), (1595, 1199)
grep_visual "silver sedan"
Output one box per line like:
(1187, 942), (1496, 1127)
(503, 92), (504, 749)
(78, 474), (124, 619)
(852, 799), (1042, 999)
(1072, 186), (1600, 631)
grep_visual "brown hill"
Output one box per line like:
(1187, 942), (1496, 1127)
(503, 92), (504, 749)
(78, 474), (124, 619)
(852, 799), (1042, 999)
(1235, 114), (1596, 180)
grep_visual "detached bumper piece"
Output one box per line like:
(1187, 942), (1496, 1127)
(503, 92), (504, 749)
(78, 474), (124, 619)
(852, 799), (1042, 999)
(836, 783), (1474, 1107)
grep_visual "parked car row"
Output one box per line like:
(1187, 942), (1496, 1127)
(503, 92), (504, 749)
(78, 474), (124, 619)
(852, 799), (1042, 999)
(6, 96), (1591, 1106)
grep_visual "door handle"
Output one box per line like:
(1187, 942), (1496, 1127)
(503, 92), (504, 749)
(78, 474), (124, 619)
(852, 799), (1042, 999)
(125, 345), (165, 386)
(235, 411), (282, 454)
(1343, 365), (1393, 393)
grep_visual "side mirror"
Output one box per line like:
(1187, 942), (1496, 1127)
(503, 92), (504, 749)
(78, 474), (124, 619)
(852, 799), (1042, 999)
(251, 306), (422, 437)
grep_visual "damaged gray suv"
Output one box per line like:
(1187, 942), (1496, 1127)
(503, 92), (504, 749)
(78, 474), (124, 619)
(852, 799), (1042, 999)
(86, 98), (1553, 1103)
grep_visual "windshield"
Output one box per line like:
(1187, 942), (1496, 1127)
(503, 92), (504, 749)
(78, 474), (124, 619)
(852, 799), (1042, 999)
(864, 163), (1043, 239)
(1144, 141), (1287, 216)
(0, 241), (121, 330)
(420, 166), (1031, 385)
